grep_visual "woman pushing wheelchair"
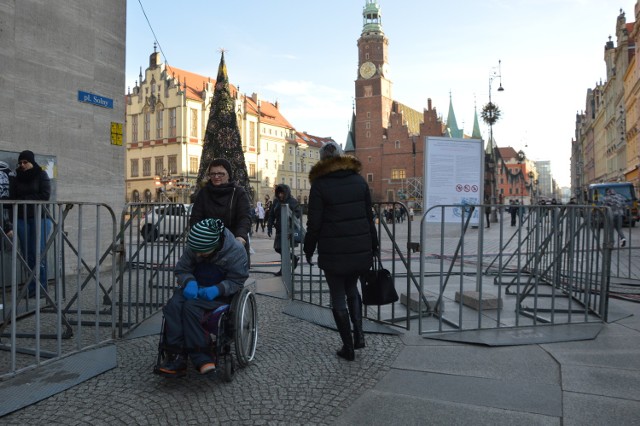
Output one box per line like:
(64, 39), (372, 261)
(157, 218), (249, 377)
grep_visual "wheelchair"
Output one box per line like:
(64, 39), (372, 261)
(153, 286), (258, 382)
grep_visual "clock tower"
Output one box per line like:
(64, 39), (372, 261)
(355, 0), (394, 198)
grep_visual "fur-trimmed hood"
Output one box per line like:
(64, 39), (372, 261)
(308, 155), (362, 183)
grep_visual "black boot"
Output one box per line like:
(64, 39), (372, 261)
(332, 309), (355, 361)
(348, 295), (365, 349)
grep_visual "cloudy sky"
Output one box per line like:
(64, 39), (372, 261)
(126, 0), (637, 187)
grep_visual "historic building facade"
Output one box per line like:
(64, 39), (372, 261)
(125, 49), (327, 204)
(573, 6), (640, 199)
(349, 0), (443, 203)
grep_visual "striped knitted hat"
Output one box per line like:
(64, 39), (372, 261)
(188, 218), (225, 253)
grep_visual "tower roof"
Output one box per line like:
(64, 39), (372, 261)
(344, 110), (356, 152)
(362, 1), (383, 35)
(471, 106), (482, 139)
(446, 93), (463, 138)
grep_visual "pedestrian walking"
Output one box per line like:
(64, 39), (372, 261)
(266, 184), (300, 276)
(8, 150), (52, 297)
(255, 201), (266, 232)
(509, 200), (518, 227)
(603, 188), (627, 247)
(190, 158), (252, 262)
(303, 141), (378, 361)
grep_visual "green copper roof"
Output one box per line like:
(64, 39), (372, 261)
(344, 110), (356, 152)
(472, 106), (482, 139)
(362, 1), (383, 34)
(446, 94), (463, 138)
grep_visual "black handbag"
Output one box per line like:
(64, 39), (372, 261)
(360, 254), (398, 305)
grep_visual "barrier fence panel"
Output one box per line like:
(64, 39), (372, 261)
(115, 202), (189, 337)
(417, 204), (612, 335)
(290, 202), (416, 331)
(0, 201), (117, 378)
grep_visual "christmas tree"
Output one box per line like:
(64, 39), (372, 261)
(196, 51), (251, 200)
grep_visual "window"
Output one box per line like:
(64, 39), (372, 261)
(366, 131), (370, 138)
(264, 159), (269, 170)
(391, 169), (406, 179)
(289, 161), (293, 171)
(142, 158), (151, 176)
(168, 155), (177, 174)
(155, 156), (163, 176)
(131, 115), (138, 143)
(169, 108), (176, 137)
(367, 112), (371, 118)
(364, 86), (372, 97)
(365, 122), (371, 129)
(395, 140), (400, 149)
(367, 173), (373, 183)
(249, 122), (256, 148)
(368, 156), (372, 163)
(248, 162), (256, 178)
(144, 112), (150, 140)
(189, 156), (198, 174)
(130, 159), (139, 177)
(156, 109), (163, 138)
(190, 108), (198, 137)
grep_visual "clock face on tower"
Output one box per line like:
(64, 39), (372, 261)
(359, 61), (376, 79)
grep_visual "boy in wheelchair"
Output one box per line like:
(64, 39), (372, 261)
(157, 218), (249, 377)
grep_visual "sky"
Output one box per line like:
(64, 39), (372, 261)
(126, 0), (638, 188)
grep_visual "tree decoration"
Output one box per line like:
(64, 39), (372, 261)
(196, 51), (252, 201)
(481, 102), (501, 126)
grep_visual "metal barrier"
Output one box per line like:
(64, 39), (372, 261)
(417, 204), (612, 335)
(291, 201), (415, 331)
(115, 202), (190, 337)
(0, 201), (117, 378)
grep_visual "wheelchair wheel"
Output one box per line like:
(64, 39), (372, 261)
(231, 287), (257, 367)
(220, 354), (234, 383)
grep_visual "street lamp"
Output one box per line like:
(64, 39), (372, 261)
(528, 171), (535, 204)
(155, 170), (174, 202)
(482, 60), (504, 222)
(517, 150), (525, 205)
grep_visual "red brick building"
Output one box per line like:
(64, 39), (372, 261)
(346, 1), (444, 202)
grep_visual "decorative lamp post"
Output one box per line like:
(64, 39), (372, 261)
(528, 171), (535, 204)
(481, 60), (504, 222)
(516, 150), (525, 205)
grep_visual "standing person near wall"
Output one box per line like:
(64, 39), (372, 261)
(303, 141), (378, 361)
(190, 158), (252, 263)
(266, 184), (300, 277)
(8, 150), (51, 297)
(254, 201), (266, 232)
(603, 188), (627, 247)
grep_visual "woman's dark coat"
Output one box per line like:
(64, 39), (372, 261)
(303, 155), (377, 275)
(190, 181), (251, 243)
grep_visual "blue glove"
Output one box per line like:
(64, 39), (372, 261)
(183, 280), (198, 300)
(198, 285), (220, 301)
(267, 228), (272, 237)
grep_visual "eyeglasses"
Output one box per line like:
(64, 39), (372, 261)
(17, 160), (29, 165)
(208, 172), (226, 178)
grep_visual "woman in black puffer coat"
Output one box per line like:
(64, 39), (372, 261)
(303, 142), (378, 361)
(190, 158), (252, 263)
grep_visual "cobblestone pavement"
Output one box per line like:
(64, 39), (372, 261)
(1, 294), (402, 425)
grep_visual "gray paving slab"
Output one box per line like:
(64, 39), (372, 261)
(0, 345), (117, 417)
(561, 364), (640, 401)
(562, 391), (640, 426)
(373, 368), (562, 416)
(335, 389), (561, 426)
(425, 323), (602, 346)
(392, 344), (560, 384)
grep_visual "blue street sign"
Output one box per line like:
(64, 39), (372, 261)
(77, 90), (113, 109)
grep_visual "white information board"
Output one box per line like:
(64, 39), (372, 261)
(424, 137), (484, 224)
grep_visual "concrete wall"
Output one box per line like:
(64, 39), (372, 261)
(0, 0), (126, 214)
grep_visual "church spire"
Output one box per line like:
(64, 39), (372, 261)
(472, 103), (482, 139)
(362, 1), (383, 35)
(446, 92), (462, 138)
